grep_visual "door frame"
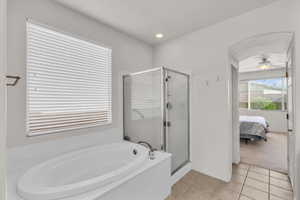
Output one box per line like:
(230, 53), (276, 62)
(230, 64), (240, 164)
(229, 33), (296, 185)
(163, 67), (191, 174)
(0, 0), (7, 199)
(286, 36), (296, 187)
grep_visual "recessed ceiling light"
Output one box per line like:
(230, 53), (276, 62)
(155, 33), (164, 39)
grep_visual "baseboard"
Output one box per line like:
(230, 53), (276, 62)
(171, 162), (192, 185)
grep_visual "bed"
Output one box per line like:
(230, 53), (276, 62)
(239, 115), (269, 143)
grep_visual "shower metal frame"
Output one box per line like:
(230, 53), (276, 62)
(122, 67), (190, 174)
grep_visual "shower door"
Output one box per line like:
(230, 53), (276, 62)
(123, 67), (190, 174)
(164, 69), (190, 173)
(123, 69), (164, 150)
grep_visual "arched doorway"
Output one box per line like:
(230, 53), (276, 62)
(229, 32), (295, 185)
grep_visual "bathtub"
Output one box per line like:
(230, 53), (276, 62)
(17, 142), (171, 200)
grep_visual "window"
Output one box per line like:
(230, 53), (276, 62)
(239, 78), (287, 111)
(27, 21), (112, 136)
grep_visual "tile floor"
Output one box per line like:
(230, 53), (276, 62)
(240, 132), (287, 173)
(166, 163), (293, 200)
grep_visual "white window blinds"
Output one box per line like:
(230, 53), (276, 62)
(26, 21), (112, 136)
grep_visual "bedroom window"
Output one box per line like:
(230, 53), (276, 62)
(239, 78), (287, 111)
(26, 21), (112, 136)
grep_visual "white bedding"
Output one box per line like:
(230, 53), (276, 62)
(239, 115), (268, 128)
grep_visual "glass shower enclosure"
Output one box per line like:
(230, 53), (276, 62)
(123, 67), (190, 174)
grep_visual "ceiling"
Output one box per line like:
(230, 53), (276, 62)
(55, 0), (277, 45)
(229, 32), (293, 73)
(239, 53), (287, 73)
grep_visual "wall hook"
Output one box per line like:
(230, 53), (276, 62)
(6, 75), (21, 86)
(205, 80), (209, 86)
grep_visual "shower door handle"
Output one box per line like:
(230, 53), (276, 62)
(164, 121), (171, 127)
(166, 102), (172, 110)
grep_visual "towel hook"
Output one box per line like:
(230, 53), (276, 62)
(6, 75), (21, 86)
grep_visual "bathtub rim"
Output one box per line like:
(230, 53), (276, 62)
(17, 142), (149, 200)
(56, 151), (171, 200)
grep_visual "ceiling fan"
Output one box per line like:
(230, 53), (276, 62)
(257, 56), (272, 70)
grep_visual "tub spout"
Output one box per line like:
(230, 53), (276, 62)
(137, 141), (156, 160)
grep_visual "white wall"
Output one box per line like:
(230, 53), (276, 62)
(153, 0), (295, 182)
(7, 0), (153, 147)
(0, 0), (7, 198)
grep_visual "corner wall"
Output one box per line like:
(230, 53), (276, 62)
(0, 0), (7, 199)
(7, 0), (153, 147)
(153, 0), (294, 182)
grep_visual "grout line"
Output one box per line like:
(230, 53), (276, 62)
(241, 162), (287, 176)
(268, 169), (271, 200)
(243, 166), (269, 194)
(248, 167), (270, 176)
(246, 175), (269, 183)
(236, 164), (293, 200)
(245, 183), (270, 194)
(270, 192), (294, 200)
(238, 165), (250, 200)
(270, 175), (290, 182)
(242, 194), (256, 200)
(269, 183), (293, 192)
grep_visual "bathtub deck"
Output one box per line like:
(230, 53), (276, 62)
(166, 163), (293, 200)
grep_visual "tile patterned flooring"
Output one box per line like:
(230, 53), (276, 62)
(240, 132), (287, 173)
(166, 163), (293, 200)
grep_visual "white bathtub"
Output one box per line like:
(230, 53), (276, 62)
(17, 142), (170, 200)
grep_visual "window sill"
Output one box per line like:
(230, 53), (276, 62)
(27, 121), (112, 137)
(239, 108), (287, 113)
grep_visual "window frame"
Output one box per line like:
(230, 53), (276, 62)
(239, 76), (287, 112)
(26, 19), (113, 136)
